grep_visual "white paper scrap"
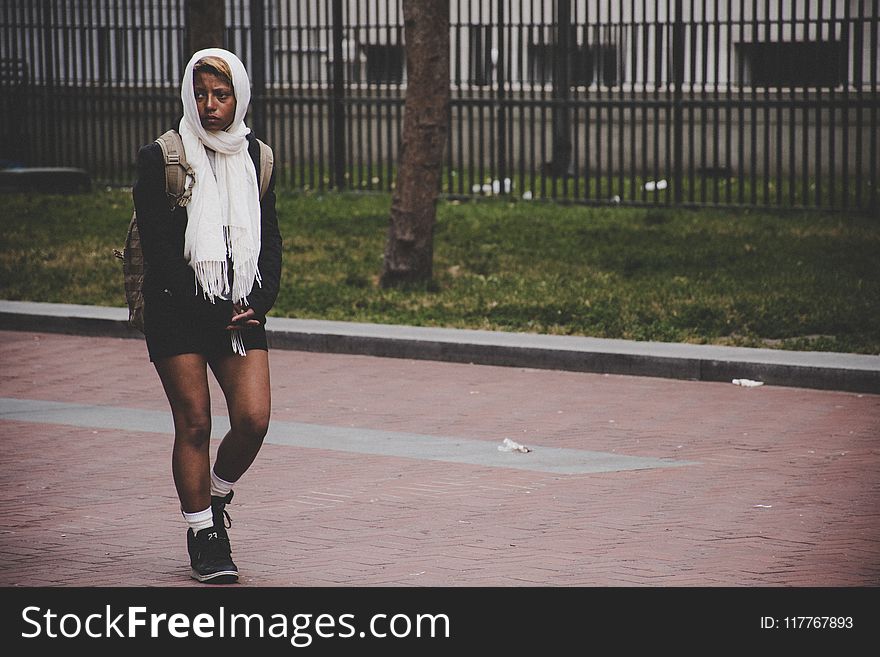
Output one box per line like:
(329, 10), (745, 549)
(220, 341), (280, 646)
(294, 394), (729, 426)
(498, 438), (531, 453)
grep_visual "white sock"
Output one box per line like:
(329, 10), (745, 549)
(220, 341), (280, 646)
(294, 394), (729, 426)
(182, 507), (214, 533)
(211, 468), (236, 498)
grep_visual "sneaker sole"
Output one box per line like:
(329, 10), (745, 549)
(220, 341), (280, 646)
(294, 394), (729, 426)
(191, 568), (239, 584)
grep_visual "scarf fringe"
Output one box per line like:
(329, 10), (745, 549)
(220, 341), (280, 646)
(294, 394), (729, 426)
(231, 331), (246, 356)
(193, 260), (230, 301)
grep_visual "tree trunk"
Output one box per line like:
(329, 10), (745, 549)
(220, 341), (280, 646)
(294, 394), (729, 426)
(548, 0), (572, 177)
(185, 0), (225, 55)
(380, 0), (450, 288)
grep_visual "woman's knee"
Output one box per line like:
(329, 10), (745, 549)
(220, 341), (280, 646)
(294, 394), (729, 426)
(155, 353), (212, 446)
(173, 412), (213, 446)
(231, 411), (270, 442)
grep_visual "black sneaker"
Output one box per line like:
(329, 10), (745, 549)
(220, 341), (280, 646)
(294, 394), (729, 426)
(187, 526), (238, 584)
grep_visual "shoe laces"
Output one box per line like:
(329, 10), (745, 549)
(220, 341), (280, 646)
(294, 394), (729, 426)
(212, 491), (234, 529)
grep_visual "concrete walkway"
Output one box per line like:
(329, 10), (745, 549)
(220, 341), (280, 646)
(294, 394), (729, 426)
(0, 308), (878, 587)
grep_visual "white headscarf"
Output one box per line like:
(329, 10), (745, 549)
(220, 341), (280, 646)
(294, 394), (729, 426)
(179, 48), (261, 354)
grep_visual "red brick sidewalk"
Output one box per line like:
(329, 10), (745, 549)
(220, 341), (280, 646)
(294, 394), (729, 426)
(1, 329), (878, 587)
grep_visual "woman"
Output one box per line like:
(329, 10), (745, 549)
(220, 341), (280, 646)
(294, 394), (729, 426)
(133, 48), (282, 584)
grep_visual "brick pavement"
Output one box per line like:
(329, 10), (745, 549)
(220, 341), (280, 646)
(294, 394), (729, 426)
(1, 329), (878, 587)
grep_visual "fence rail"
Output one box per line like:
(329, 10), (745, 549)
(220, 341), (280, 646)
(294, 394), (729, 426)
(1, 0), (878, 212)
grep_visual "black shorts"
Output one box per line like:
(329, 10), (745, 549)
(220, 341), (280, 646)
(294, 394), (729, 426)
(143, 291), (268, 362)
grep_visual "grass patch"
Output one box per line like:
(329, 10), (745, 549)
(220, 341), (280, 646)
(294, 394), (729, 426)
(1, 188), (878, 354)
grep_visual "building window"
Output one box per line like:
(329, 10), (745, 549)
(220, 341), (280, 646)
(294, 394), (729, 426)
(527, 41), (554, 84)
(527, 39), (619, 87)
(0, 57), (29, 85)
(364, 43), (404, 84)
(736, 40), (847, 87)
(94, 27), (133, 84)
(572, 43), (619, 87)
(468, 25), (492, 86)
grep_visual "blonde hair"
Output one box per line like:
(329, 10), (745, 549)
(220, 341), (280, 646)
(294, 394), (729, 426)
(193, 56), (233, 85)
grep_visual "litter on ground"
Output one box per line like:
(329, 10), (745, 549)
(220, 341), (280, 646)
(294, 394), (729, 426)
(732, 378), (764, 387)
(498, 438), (531, 453)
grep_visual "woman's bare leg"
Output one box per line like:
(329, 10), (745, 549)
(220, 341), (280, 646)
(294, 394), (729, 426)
(153, 353), (213, 513)
(208, 348), (271, 484)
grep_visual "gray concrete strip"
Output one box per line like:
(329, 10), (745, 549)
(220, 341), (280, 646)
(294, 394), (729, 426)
(0, 397), (694, 475)
(1, 299), (878, 393)
(0, 300), (138, 339)
(265, 316), (880, 393)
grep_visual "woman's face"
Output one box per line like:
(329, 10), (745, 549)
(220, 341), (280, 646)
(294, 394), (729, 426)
(193, 70), (236, 132)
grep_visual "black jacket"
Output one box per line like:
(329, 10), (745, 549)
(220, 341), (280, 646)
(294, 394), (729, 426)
(132, 131), (282, 323)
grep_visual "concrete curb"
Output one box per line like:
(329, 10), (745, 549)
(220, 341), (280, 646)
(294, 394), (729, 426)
(1, 299), (878, 394)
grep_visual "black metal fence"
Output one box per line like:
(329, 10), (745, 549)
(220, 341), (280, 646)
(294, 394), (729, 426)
(1, 0), (878, 212)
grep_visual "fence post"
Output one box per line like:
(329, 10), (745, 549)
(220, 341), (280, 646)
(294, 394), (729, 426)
(672, 0), (684, 205)
(871, 0), (878, 216)
(40, 0), (56, 166)
(331, 0), (347, 190)
(496, 0), (506, 192)
(185, 0), (225, 54)
(249, 0), (267, 139)
(550, 0), (572, 177)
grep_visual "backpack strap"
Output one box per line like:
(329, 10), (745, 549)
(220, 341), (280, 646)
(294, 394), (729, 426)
(155, 130), (194, 207)
(256, 138), (274, 200)
(156, 130), (272, 204)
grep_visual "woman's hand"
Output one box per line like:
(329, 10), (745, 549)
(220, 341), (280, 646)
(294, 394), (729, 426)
(226, 303), (261, 331)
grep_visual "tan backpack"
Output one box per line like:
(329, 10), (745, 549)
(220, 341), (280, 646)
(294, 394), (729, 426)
(114, 130), (274, 333)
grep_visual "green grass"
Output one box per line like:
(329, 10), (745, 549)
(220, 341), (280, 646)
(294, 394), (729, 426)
(1, 188), (878, 354)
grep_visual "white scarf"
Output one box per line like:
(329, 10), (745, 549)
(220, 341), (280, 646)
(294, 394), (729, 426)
(178, 48), (262, 355)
